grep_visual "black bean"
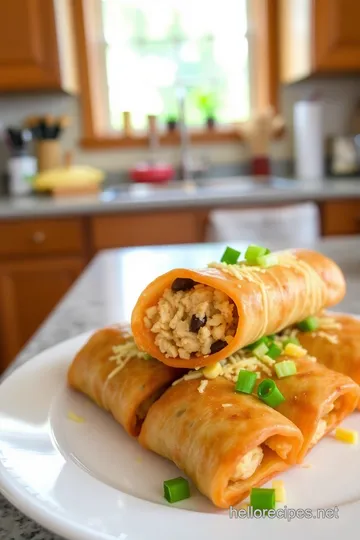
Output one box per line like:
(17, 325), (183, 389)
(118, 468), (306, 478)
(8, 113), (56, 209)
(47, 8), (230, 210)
(171, 277), (196, 292)
(189, 314), (207, 333)
(210, 340), (227, 354)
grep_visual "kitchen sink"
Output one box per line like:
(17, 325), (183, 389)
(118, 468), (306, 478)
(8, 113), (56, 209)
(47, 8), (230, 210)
(101, 176), (297, 201)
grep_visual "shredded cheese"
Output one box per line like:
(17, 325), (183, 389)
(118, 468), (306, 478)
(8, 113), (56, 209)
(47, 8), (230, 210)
(222, 350), (273, 381)
(198, 379), (208, 394)
(107, 338), (150, 380)
(310, 330), (339, 344)
(222, 403), (233, 408)
(67, 411), (85, 423)
(172, 371), (203, 386)
(317, 316), (342, 331)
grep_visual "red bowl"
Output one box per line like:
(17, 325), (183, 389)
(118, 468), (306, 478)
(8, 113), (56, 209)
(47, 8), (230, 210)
(130, 163), (174, 184)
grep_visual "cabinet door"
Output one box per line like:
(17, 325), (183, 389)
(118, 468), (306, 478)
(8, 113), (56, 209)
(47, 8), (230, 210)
(314, 0), (360, 71)
(321, 200), (360, 235)
(0, 256), (84, 371)
(91, 211), (205, 250)
(0, 0), (77, 92)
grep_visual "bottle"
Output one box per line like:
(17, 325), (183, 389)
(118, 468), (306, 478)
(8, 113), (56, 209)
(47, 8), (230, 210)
(5, 128), (37, 195)
(7, 150), (37, 195)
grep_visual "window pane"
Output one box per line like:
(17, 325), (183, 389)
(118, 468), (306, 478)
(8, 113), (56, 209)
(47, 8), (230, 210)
(101, 0), (250, 132)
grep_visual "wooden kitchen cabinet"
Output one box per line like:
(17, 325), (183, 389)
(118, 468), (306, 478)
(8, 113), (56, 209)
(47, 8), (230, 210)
(321, 200), (360, 235)
(279, 0), (360, 83)
(0, 256), (84, 370)
(0, 0), (78, 92)
(91, 211), (207, 250)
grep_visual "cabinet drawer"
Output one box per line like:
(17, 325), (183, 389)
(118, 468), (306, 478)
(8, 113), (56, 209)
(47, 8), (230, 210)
(92, 212), (201, 249)
(322, 201), (360, 235)
(0, 218), (84, 257)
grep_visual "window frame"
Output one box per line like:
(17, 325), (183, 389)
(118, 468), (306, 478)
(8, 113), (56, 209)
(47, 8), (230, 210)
(73, 0), (280, 149)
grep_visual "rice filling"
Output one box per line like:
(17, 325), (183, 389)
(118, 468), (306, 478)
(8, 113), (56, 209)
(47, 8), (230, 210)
(144, 281), (238, 360)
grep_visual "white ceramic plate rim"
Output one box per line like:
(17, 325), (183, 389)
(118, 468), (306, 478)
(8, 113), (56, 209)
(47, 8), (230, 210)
(0, 314), (360, 540)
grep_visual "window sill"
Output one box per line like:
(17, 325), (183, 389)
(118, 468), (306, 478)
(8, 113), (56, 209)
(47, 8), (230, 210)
(80, 127), (243, 149)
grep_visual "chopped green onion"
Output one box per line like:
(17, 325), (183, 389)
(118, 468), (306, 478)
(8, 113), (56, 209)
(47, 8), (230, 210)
(275, 360), (297, 378)
(297, 316), (319, 332)
(235, 370), (257, 394)
(247, 336), (269, 351)
(282, 336), (300, 347)
(163, 477), (190, 503)
(253, 342), (269, 358)
(257, 379), (285, 407)
(267, 343), (283, 360)
(250, 487), (275, 511)
(143, 353), (152, 360)
(245, 244), (268, 263)
(220, 246), (241, 265)
(257, 254), (279, 268)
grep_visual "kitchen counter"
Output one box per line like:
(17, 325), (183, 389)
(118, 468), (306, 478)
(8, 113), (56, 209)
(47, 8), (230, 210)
(1, 177), (360, 219)
(1, 236), (360, 539)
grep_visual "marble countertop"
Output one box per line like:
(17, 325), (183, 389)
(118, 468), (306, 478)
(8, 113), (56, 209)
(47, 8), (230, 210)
(1, 236), (360, 539)
(1, 177), (360, 219)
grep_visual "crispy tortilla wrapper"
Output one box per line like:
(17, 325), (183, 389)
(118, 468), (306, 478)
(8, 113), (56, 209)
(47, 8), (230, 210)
(67, 325), (184, 436)
(131, 249), (345, 368)
(138, 377), (303, 508)
(257, 356), (360, 461)
(297, 313), (360, 409)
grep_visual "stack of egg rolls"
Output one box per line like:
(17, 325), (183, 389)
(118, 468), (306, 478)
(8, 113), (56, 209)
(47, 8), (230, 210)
(68, 248), (359, 508)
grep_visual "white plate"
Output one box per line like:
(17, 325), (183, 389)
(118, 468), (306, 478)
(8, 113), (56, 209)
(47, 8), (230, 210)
(1, 332), (360, 540)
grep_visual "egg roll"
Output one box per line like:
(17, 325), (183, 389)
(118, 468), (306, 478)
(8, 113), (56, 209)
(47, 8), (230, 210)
(138, 377), (303, 508)
(256, 356), (360, 461)
(131, 249), (345, 368)
(297, 313), (360, 408)
(67, 325), (184, 436)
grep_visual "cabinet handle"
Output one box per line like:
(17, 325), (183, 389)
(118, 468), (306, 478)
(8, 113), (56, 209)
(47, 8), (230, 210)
(32, 231), (46, 244)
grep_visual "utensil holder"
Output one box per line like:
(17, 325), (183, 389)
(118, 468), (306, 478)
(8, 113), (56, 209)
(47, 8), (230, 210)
(36, 140), (62, 172)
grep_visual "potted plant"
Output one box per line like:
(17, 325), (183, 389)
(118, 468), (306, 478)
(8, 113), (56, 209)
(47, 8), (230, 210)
(195, 91), (218, 130)
(165, 114), (178, 133)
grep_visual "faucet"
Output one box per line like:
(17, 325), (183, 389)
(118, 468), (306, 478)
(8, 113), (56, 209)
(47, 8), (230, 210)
(177, 88), (209, 180)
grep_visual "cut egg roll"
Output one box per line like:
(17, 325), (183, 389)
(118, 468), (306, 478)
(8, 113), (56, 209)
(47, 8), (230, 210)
(131, 249), (345, 368)
(257, 356), (360, 461)
(201, 342), (360, 462)
(296, 313), (360, 408)
(67, 325), (184, 437)
(138, 377), (303, 508)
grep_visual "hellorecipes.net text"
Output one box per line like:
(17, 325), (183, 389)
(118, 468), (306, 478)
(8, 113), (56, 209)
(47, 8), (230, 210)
(229, 505), (339, 521)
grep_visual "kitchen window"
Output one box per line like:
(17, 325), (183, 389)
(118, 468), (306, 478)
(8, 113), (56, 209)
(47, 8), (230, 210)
(102, 0), (250, 132)
(74, 0), (279, 148)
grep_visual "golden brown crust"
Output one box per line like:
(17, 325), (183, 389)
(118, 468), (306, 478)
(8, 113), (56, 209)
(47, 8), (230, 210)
(138, 377), (303, 508)
(256, 356), (360, 460)
(298, 314), (360, 409)
(67, 326), (183, 436)
(131, 249), (345, 368)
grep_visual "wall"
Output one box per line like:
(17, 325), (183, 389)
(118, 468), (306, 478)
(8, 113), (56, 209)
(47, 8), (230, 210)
(0, 76), (359, 175)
